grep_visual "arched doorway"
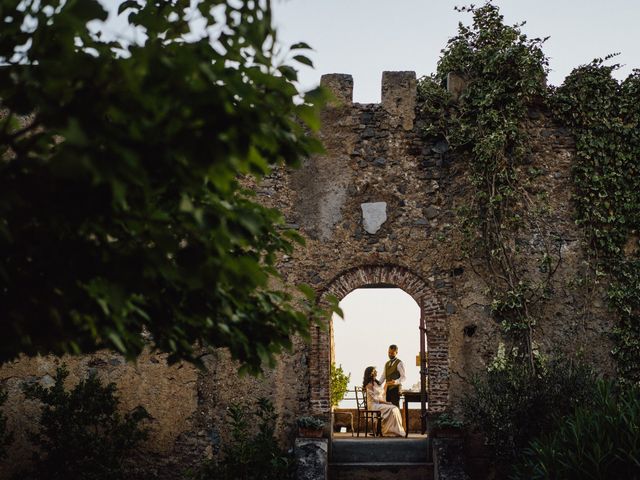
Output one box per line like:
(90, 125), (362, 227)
(309, 265), (449, 421)
(333, 287), (421, 398)
(332, 287), (421, 435)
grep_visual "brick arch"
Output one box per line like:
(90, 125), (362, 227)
(309, 264), (449, 416)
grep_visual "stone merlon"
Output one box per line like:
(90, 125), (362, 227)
(381, 71), (416, 130)
(320, 73), (353, 106)
(320, 71), (417, 130)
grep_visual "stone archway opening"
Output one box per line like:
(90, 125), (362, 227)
(309, 265), (449, 429)
(331, 287), (422, 436)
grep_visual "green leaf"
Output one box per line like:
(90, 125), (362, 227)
(296, 104), (320, 131)
(107, 332), (126, 353)
(117, 0), (140, 15)
(298, 284), (316, 301)
(290, 42), (312, 50)
(293, 55), (313, 67)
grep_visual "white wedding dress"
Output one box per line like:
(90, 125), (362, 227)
(366, 383), (406, 437)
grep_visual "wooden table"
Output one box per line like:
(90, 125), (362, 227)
(402, 391), (428, 437)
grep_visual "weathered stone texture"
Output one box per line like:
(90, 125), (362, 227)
(381, 71), (417, 130)
(433, 438), (469, 480)
(446, 73), (466, 101)
(0, 349), (198, 479)
(0, 71), (617, 477)
(295, 438), (328, 480)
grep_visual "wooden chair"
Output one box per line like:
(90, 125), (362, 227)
(354, 386), (381, 437)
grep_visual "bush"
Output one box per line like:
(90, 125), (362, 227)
(296, 416), (325, 430)
(514, 382), (640, 480)
(21, 366), (149, 480)
(462, 347), (596, 475)
(192, 398), (293, 480)
(0, 388), (13, 460)
(330, 363), (350, 407)
(431, 412), (464, 430)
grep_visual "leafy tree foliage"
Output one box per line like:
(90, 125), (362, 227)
(0, 0), (328, 371)
(20, 365), (149, 480)
(553, 61), (640, 385)
(515, 382), (640, 480)
(330, 362), (350, 407)
(192, 397), (293, 480)
(462, 348), (596, 476)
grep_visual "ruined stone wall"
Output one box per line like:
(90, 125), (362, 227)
(262, 70), (615, 417)
(0, 71), (616, 479)
(0, 341), (311, 479)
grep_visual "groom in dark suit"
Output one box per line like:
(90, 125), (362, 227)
(378, 344), (406, 408)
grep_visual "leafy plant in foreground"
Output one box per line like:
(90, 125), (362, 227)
(0, 0), (333, 372)
(462, 348), (596, 476)
(192, 398), (292, 480)
(20, 366), (149, 480)
(514, 381), (640, 480)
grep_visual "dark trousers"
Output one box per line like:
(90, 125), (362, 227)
(386, 386), (400, 408)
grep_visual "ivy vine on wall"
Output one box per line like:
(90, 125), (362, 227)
(418, 3), (639, 384)
(417, 3), (562, 370)
(553, 61), (640, 385)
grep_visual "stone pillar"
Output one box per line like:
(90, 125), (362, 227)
(320, 74), (353, 107)
(446, 72), (466, 101)
(381, 71), (417, 130)
(433, 438), (469, 480)
(295, 438), (328, 480)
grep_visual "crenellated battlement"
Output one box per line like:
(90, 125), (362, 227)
(320, 73), (354, 106)
(321, 71), (417, 130)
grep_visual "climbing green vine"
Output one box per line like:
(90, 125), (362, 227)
(418, 2), (640, 384)
(553, 61), (640, 385)
(418, 4), (561, 369)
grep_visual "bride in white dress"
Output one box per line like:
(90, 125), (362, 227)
(363, 366), (406, 437)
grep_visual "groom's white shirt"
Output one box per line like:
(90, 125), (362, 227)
(377, 357), (406, 388)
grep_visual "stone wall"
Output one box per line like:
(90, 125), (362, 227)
(0, 71), (617, 478)
(0, 350), (200, 478)
(267, 70), (615, 419)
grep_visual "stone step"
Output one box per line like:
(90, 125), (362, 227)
(331, 438), (429, 464)
(329, 462), (434, 480)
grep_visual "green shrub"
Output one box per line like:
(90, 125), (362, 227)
(193, 398), (293, 480)
(0, 388), (13, 459)
(462, 347), (596, 474)
(515, 382), (640, 479)
(21, 366), (149, 480)
(296, 416), (325, 430)
(330, 363), (350, 407)
(431, 412), (464, 430)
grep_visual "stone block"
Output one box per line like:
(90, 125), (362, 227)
(295, 438), (328, 480)
(321, 74), (353, 107)
(433, 438), (469, 480)
(361, 202), (387, 234)
(381, 71), (417, 130)
(446, 72), (466, 101)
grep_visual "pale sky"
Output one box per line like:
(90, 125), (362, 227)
(272, 0), (640, 102)
(98, 1), (640, 104)
(333, 288), (421, 408)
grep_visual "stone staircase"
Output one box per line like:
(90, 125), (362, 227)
(329, 438), (433, 480)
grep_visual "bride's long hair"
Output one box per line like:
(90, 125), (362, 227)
(362, 366), (380, 390)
